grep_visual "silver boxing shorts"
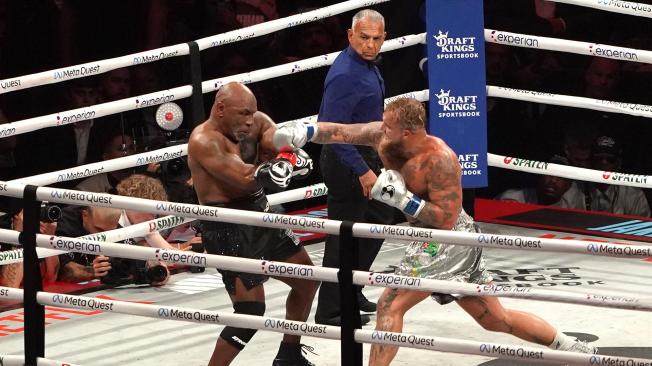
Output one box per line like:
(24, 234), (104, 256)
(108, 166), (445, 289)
(393, 209), (492, 304)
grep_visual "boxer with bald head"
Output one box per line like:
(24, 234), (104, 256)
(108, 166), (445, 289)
(188, 82), (318, 366)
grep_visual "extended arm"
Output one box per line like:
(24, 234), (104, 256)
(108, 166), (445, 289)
(313, 121), (384, 148)
(273, 121), (384, 150)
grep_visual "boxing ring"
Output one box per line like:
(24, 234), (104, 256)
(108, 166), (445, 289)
(1, 0), (652, 365)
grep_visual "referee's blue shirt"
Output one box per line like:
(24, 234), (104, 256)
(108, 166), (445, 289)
(317, 46), (385, 176)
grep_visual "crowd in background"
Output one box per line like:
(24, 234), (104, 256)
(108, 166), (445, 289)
(0, 0), (651, 220)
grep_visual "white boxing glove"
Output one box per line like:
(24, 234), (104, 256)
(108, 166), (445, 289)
(370, 170), (426, 217)
(272, 121), (318, 151)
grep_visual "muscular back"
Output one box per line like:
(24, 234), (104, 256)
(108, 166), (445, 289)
(188, 112), (277, 204)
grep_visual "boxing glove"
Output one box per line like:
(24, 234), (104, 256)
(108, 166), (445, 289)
(370, 170), (426, 217)
(290, 148), (313, 180)
(272, 121), (318, 151)
(253, 151), (299, 192)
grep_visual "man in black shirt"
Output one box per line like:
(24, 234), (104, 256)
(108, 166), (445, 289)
(56, 205), (120, 282)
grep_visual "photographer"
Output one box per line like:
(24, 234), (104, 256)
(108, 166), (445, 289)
(116, 174), (202, 278)
(55, 205), (121, 282)
(0, 206), (60, 288)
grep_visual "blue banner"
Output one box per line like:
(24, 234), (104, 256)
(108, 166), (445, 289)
(427, 0), (487, 187)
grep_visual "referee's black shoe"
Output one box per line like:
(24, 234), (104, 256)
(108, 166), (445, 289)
(358, 292), (377, 313)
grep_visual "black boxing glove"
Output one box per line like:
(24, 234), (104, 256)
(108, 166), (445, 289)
(254, 151), (296, 192)
(291, 148), (313, 180)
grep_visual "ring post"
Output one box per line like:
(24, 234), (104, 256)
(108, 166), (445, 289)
(186, 41), (205, 127)
(20, 184), (44, 365)
(338, 220), (362, 366)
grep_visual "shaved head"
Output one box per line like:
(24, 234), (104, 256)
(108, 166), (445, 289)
(210, 82), (258, 141)
(215, 82), (256, 106)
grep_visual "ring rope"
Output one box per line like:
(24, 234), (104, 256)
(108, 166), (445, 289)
(2, 237), (652, 309)
(488, 85), (652, 119)
(489, 153), (652, 188)
(1, 233), (649, 310)
(0, 355), (79, 366)
(0, 183), (329, 266)
(1, 183), (651, 259)
(9, 144), (187, 186)
(3, 288), (648, 366)
(0, 33), (424, 139)
(486, 28), (650, 63)
(0, 0), (387, 95)
(550, 0), (652, 18)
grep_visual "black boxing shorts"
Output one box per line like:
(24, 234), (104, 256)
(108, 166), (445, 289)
(200, 188), (302, 295)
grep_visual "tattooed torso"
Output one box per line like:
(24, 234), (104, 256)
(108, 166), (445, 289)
(378, 135), (463, 230)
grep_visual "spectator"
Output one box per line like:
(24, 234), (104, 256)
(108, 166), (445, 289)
(496, 154), (581, 207)
(116, 173), (200, 253)
(75, 130), (137, 193)
(583, 136), (650, 216)
(15, 78), (104, 183)
(0, 208), (59, 288)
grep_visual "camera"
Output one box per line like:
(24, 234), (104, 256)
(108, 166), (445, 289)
(101, 257), (167, 286)
(40, 203), (62, 223)
(160, 156), (190, 181)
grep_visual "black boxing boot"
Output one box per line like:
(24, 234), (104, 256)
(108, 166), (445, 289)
(272, 342), (316, 366)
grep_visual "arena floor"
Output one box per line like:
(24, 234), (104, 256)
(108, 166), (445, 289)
(1, 222), (651, 365)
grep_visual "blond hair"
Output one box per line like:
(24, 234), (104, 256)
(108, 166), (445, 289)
(385, 98), (426, 132)
(116, 174), (168, 201)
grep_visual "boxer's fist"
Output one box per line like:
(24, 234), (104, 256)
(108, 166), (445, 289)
(370, 170), (426, 217)
(272, 121), (318, 151)
(291, 148), (313, 180)
(254, 158), (294, 192)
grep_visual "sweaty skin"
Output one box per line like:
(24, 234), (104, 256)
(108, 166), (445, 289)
(188, 83), (277, 204)
(188, 82), (319, 366)
(313, 117), (462, 230)
(311, 100), (559, 366)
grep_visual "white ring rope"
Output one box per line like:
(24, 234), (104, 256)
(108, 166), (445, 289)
(3, 288), (648, 366)
(0, 33), (424, 139)
(0, 183), (329, 266)
(550, 0), (652, 19)
(489, 153), (652, 188)
(2, 230), (652, 310)
(8, 144), (187, 187)
(0, 355), (79, 366)
(488, 85), (652, 118)
(0, 0), (387, 95)
(485, 28), (650, 63)
(1, 182), (651, 258)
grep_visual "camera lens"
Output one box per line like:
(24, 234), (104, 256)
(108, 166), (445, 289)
(40, 204), (62, 223)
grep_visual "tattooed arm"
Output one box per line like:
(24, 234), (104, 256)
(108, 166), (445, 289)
(0, 263), (23, 287)
(313, 121), (384, 148)
(58, 262), (95, 282)
(416, 153), (462, 230)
